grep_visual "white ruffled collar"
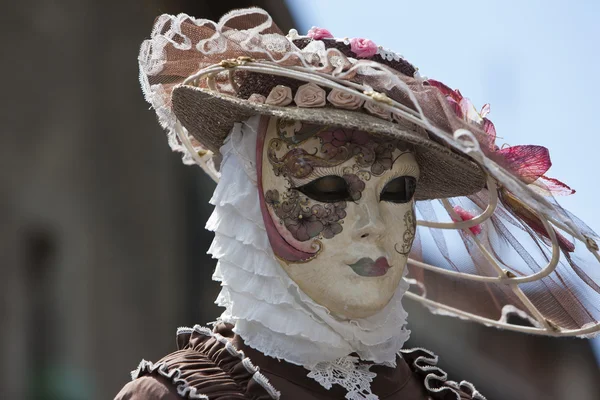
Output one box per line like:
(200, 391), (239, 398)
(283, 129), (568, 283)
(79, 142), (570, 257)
(206, 116), (411, 398)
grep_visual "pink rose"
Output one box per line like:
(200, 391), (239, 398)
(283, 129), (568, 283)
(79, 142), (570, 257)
(294, 83), (326, 108)
(248, 93), (266, 104)
(307, 27), (334, 40)
(364, 100), (391, 120)
(350, 38), (378, 58)
(327, 89), (364, 110)
(265, 85), (293, 106)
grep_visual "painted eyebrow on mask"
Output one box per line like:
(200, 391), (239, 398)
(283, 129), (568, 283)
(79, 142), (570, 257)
(287, 151), (419, 192)
(287, 164), (349, 188)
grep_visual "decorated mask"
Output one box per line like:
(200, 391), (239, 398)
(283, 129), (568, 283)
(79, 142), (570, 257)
(257, 116), (419, 319)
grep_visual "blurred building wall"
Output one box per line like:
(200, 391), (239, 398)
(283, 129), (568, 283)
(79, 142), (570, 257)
(0, 1), (293, 399)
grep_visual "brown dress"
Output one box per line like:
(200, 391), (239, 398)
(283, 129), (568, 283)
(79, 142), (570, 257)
(115, 324), (483, 400)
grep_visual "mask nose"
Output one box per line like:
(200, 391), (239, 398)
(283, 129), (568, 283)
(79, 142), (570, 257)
(353, 200), (386, 241)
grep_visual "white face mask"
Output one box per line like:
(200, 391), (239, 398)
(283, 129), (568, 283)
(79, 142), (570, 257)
(257, 117), (420, 319)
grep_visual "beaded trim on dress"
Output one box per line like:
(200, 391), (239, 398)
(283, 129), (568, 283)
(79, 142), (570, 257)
(206, 115), (412, 398)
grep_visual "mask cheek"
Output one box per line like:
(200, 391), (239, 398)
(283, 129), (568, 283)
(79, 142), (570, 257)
(262, 187), (352, 265)
(382, 202), (416, 258)
(260, 184), (324, 262)
(274, 208), (322, 250)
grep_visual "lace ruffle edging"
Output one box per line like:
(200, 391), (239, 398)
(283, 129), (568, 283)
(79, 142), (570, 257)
(179, 325), (281, 400)
(130, 359), (209, 399)
(400, 347), (486, 400)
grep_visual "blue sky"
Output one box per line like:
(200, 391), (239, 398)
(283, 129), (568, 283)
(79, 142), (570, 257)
(286, 0), (600, 360)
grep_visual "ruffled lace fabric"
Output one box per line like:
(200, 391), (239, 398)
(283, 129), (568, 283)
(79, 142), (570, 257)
(206, 115), (411, 398)
(131, 360), (209, 399)
(307, 356), (378, 400)
(131, 324), (280, 399)
(401, 348), (486, 400)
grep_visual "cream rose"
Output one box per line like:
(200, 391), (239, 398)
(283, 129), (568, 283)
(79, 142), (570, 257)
(294, 83), (326, 108)
(364, 100), (392, 120)
(265, 85), (293, 106)
(327, 89), (364, 110)
(248, 93), (266, 104)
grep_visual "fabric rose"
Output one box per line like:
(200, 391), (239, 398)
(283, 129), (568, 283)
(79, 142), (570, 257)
(294, 83), (326, 108)
(350, 38), (378, 58)
(327, 89), (364, 110)
(364, 100), (391, 120)
(248, 93), (266, 104)
(307, 26), (334, 40)
(265, 85), (293, 106)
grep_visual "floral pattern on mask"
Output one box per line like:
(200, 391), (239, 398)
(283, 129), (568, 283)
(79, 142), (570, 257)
(266, 121), (412, 243)
(265, 188), (347, 242)
(318, 128), (408, 176)
(344, 173), (366, 201)
(268, 122), (409, 181)
(395, 208), (416, 256)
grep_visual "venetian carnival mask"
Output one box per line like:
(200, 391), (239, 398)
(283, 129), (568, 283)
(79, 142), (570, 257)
(257, 116), (420, 319)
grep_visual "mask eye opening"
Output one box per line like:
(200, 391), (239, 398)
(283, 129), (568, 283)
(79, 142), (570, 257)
(296, 175), (352, 203)
(380, 176), (417, 204)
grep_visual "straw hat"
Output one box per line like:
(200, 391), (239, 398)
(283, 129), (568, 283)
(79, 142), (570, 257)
(139, 8), (600, 338)
(139, 9), (494, 199)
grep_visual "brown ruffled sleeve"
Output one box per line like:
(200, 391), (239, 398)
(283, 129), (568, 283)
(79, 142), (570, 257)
(400, 347), (486, 400)
(114, 325), (279, 400)
(114, 375), (179, 400)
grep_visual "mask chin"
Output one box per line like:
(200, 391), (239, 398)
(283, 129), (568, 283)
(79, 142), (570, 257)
(257, 116), (419, 319)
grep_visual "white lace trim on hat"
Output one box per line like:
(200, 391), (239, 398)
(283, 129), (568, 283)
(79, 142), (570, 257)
(206, 115), (411, 398)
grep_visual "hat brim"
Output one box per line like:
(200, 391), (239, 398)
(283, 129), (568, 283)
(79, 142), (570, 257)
(172, 85), (486, 200)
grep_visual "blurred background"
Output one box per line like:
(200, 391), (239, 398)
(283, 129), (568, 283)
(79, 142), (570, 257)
(2, 0), (599, 399)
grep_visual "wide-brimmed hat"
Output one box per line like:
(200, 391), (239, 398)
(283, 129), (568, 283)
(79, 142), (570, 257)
(139, 8), (600, 338)
(172, 86), (485, 200)
(139, 9), (493, 200)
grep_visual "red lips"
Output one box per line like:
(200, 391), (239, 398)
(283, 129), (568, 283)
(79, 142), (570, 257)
(348, 256), (391, 277)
